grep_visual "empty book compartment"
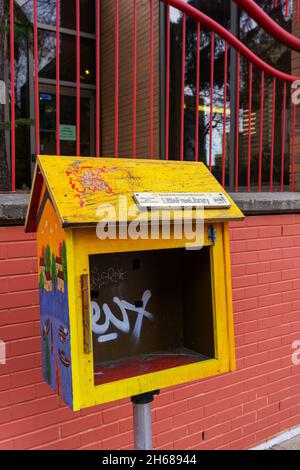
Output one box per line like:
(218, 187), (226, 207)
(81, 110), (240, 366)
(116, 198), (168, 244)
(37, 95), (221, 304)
(90, 248), (216, 385)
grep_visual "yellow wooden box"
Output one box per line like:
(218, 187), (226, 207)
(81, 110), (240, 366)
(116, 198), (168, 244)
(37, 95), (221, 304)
(25, 156), (244, 411)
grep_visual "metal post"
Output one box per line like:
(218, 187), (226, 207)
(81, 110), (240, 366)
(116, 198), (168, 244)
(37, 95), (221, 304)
(131, 390), (159, 450)
(160, 2), (166, 160)
(229, 2), (239, 191)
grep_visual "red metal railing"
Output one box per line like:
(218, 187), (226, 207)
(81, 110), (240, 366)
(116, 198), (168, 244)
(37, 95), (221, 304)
(9, 0), (15, 193)
(258, 0), (300, 23)
(165, 4), (171, 161)
(132, 0), (137, 159)
(163, 0), (299, 191)
(235, 52), (241, 193)
(33, 0), (40, 157)
(56, 0), (61, 156)
(235, 0), (300, 50)
(5, 0), (300, 193)
(96, 0), (101, 158)
(76, 0), (81, 156)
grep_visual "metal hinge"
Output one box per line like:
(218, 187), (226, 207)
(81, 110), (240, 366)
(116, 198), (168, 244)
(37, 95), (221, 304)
(208, 225), (217, 245)
(81, 274), (91, 354)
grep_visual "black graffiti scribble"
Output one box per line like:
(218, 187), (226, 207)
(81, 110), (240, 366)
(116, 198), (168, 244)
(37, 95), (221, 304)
(91, 267), (126, 290)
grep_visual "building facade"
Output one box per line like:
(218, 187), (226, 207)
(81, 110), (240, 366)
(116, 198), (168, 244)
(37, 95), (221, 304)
(1, 0), (300, 450)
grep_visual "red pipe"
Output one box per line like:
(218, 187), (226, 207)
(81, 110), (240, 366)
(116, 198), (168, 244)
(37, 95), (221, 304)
(233, 0), (300, 51)
(115, 0), (119, 158)
(209, 32), (214, 172)
(222, 41), (228, 188)
(280, 82), (287, 192)
(149, 0), (154, 159)
(235, 53), (240, 193)
(247, 62), (253, 193)
(76, 0), (80, 156)
(285, 0), (289, 17)
(132, 0), (137, 159)
(96, 0), (101, 157)
(258, 71), (264, 193)
(161, 0), (300, 81)
(56, 0), (60, 156)
(10, 0), (15, 191)
(33, 0), (40, 157)
(270, 78), (276, 192)
(180, 13), (186, 162)
(195, 22), (200, 163)
(165, 4), (170, 161)
(291, 103), (296, 192)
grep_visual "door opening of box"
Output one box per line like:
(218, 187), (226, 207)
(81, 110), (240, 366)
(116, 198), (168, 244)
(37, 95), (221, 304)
(89, 247), (216, 386)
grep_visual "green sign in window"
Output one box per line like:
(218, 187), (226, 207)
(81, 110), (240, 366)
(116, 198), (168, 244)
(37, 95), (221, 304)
(60, 125), (76, 142)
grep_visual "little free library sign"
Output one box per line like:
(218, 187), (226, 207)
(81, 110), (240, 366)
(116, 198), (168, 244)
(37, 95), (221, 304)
(133, 192), (231, 210)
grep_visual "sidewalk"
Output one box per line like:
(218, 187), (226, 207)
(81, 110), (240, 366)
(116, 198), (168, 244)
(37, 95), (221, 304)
(271, 436), (300, 450)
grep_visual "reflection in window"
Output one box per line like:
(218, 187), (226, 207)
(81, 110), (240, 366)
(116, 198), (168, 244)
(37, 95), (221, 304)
(39, 93), (91, 156)
(12, 5), (31, 189)
(169, 0), (231, 185)
(20, 0), (95, 33)
(3, 0), (96, 191)
(239, 0), (292, 188)
(169, 0), (293, 189)
(38, 31), (96, 84)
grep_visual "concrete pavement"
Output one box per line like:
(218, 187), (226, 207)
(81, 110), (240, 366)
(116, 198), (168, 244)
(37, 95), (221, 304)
(271, 435), (300, 450)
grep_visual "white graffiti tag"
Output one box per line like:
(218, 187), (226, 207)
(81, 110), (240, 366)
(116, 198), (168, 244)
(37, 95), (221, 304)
(92, 290), (153, 344)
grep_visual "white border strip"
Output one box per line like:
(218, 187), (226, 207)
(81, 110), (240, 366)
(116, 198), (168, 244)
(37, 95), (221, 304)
(251, 425), (300, 450)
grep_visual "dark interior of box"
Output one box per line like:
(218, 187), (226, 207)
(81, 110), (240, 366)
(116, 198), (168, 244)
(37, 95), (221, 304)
(90, 247), (215, 385)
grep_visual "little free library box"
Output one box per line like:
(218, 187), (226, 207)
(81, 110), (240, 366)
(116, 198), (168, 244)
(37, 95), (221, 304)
(25, 156), (244, 411)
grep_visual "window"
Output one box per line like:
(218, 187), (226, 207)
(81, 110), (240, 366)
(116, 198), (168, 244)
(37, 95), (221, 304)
(168, 0), (294, 189)
(169, 0), (231, 171)
(21, 0), (95, 33)
(1, 0), (297, 192)
(0, 0), (96, 191)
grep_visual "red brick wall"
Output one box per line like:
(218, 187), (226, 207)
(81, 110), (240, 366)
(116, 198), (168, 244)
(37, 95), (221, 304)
(1, 215), (300, 450)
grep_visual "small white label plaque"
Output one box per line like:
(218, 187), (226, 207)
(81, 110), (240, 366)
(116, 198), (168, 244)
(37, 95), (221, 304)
(133, 193), (231, 210)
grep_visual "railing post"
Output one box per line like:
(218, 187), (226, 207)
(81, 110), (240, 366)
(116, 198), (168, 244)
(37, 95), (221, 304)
(229, 2), (239, 192)
(160, 2), (166, 160)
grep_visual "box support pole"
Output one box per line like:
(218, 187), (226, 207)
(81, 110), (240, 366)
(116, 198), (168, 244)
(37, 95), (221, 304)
(131, 390), (159, 450)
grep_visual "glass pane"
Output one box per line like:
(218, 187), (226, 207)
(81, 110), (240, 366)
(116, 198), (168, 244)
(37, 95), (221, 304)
(12, 26), (31, 189)
(20, 0), (95, 33)
(169, 0), (231, 178)
(1, 9), (31, 191)
(38, 31), (96, 84)
(239, 0), (292, 189)
(39, 92), (92, 156)
(240, 1), (291, 74)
